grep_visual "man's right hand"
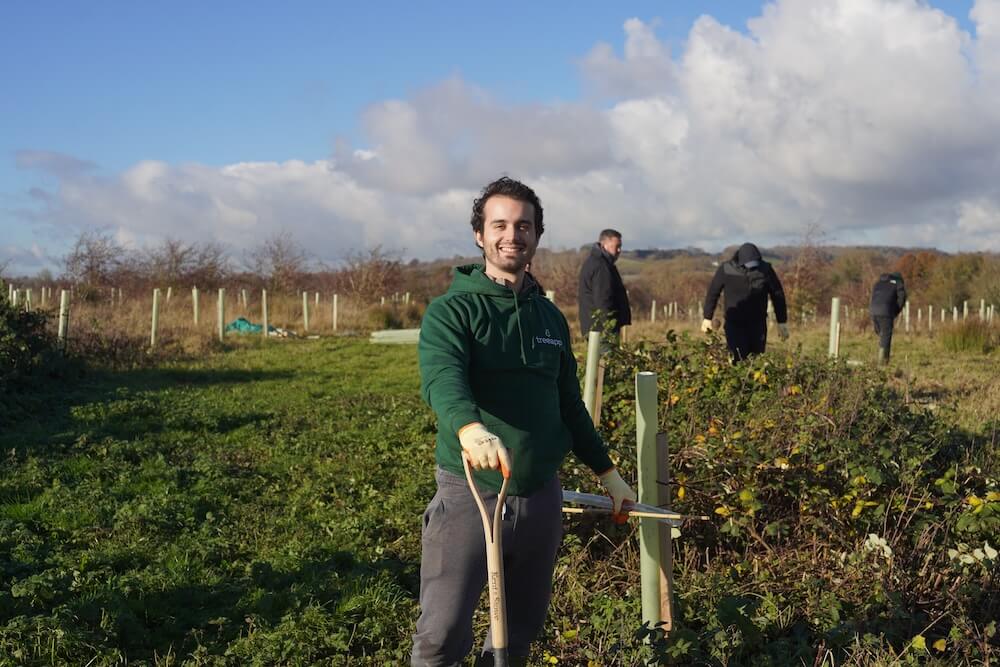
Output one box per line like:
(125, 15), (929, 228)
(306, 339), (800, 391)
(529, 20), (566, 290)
(701, 318), (714, 333)
(458, 423), (511, 475)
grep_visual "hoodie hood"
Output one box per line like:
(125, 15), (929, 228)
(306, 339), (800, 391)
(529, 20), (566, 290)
(733, 243), (763, 267)
(448, 264), (539, 297)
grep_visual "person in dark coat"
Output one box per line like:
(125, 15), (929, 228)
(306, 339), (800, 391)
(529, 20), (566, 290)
(869, 272), (907, 364)
(702, 242), (789, 360)
(577, 229), (632, 337)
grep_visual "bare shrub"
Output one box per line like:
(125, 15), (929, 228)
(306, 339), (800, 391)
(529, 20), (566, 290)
(63, 230), (124, 287)
(145, 238), (229, 288)
(529, 248), (585, 301)
(244, 231), (309, 292)
(783, 224), (832, 317)
(333, 246), (403, 300)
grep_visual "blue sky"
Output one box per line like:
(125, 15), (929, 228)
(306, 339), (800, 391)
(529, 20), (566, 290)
(1, 0), (992, 275)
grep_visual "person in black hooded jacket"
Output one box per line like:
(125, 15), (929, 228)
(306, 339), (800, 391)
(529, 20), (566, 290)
(869, 272), (906, 364)
(577, 229), (632, 338)
(702, 243), (789, 360)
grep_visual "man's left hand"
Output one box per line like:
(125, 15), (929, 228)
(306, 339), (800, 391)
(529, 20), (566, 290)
(778, 323), (789, 341)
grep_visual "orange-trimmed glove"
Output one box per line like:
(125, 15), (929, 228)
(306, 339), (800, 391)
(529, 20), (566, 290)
(458, 423), (511, 476)
(598, 468), (638, 524)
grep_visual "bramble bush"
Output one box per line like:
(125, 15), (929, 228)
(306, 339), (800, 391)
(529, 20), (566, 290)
(0, 292), (59, 389)
(551, 331), (998, 665)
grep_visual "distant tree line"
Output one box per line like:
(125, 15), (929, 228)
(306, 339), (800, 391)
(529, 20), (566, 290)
(2, 229), (997, 311)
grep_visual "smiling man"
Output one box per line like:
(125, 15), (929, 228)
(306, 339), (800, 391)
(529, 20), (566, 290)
(412, 176), (636, 667)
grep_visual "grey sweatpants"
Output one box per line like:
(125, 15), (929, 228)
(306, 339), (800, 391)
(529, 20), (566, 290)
(410, 467), (563, 667)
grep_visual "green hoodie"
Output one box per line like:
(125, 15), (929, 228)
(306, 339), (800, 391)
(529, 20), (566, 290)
(418, 264), (614, 495)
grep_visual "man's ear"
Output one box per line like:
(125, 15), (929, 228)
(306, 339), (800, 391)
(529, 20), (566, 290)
(474, 231), (484, 250)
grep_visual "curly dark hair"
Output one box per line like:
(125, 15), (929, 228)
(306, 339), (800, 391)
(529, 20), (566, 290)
(469, 176), (544, 238)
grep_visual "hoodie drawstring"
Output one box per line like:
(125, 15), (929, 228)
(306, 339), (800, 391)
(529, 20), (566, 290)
(512, 291), (527, 365)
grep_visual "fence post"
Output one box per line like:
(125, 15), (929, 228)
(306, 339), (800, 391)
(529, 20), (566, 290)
(315, 291), (320, 306)
(545, 289), (555, 302)
(651, 299), (657, 323)
(58, 290), (70, 351)
(302, 291), (310, 332)
(828, 297), (840, 358)
(166, 286), (173, 302)
(333, 294), (339, 331)
(963, 300), (968, 320)
(150, 288), (161, 347)
(217, 288), (226, 341)
(261, 289), (269, 339)
(904, 301), (910, 333)
(928, 306), (933, 333)
(582, 331), (602, 418)
(981, 299), (986, 321)
(11, 289), (18, 308)
(242, 289), (249, 309)
(25, 289), (32, 311)
(193, 287), (200, 325)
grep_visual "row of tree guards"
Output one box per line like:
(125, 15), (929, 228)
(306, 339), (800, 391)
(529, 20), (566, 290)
(1, 284), (361, 349)
(826, 296), (998, 358)
(3, 282), (996, 354)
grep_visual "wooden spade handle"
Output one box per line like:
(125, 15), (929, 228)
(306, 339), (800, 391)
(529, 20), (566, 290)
(462, 453), (510, 666)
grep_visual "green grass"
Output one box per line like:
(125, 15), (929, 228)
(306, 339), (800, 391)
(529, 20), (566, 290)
(1, 334), (997, 665)
(1, 339), (432, 665)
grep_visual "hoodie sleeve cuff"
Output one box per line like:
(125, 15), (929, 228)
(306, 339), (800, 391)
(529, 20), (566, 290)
(450, 409), (483, 436)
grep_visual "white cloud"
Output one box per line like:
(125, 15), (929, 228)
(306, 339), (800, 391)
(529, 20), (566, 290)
(9, 0), (1000, 276)
(580, 17), (677, 98)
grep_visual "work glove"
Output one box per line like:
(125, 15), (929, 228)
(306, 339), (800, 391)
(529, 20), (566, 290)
(700, 318), (713, 334)
(598, 468), (638, 524)
(458, 423), (511, 475)
(777, 323), (789, 341)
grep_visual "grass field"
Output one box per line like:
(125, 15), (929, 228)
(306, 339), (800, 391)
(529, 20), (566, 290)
(2, 322), (999, 665)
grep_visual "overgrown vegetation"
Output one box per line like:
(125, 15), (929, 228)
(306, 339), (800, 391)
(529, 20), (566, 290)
(579, 334), (998, 664)
(0, 335), (997, 665)
(939, 320), (997, 354)
(0, 292), (72, 426)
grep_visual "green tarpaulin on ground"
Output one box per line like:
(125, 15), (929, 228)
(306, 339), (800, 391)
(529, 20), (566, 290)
(224, 317), (277, 334)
